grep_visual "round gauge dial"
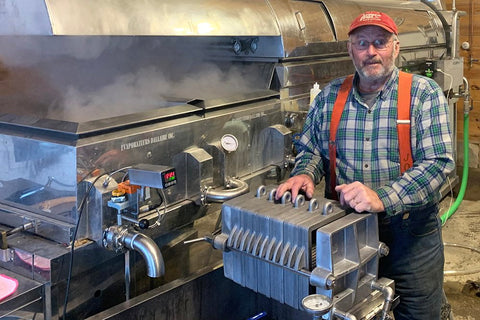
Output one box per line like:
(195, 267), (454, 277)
(301, 294), (333, 316)
(221, 134), (239, 152)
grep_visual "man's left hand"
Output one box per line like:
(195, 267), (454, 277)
(335, 182), (384, 213)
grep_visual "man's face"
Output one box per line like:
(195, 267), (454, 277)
(347, 26), (399, 82)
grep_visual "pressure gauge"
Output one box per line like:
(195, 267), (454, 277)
(221, 134), (239, 152)
(301, 294), (333, 317)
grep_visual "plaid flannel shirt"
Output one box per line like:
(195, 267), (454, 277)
(292, 67), (455, 216)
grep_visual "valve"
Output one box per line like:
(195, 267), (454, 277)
(183, 233), (228, 251)
(138, 219), (150, 230)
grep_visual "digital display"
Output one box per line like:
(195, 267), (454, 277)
(161, 168), (177, 188)
(163, 171), (176, 181)
(128, 164), (177, 189)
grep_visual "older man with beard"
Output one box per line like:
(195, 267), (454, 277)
(276, 11), (455, 320)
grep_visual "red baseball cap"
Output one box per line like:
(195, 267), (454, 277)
(348, 11), (398, 35)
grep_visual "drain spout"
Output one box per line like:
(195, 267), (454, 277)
(371, 280), (395, 320)
(122, 231), (165, 278)
(103, 225), (165, 278)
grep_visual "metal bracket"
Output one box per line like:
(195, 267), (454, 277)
(0, 248), (14, 262)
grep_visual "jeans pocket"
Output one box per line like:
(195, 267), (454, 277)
(407, 214), (441, 237)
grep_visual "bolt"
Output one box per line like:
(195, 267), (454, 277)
(379, 242), (389, 257)
(326, 275), (336, 289)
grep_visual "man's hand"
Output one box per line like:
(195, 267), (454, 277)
(335, 181), (384, 212)
(275, 174), (314, 201)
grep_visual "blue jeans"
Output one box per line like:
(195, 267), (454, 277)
(378, 204), (444, 320)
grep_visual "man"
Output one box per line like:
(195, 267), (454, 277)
(276, 11), (455, 320)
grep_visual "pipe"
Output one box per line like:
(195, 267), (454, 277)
(125, 250), (131, 300)
(451, 10), (461, 58)
(421, 0), (451, 56)
(103, 225), (165, 278)
(443, 242), (480, 275)
(121, 231), (165, 278)
(205, 178), (249, 202)
(371, 280), (395, 320)
(441, 77), (470, 225)
(6, 222), (35, 236)
(333, 308), (357, 320)
(470, 0), (474, 49)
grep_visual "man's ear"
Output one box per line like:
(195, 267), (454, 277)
(393, 40), (400, 57)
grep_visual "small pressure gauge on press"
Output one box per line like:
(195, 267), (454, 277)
(221, 134), (239, 152)
(301, 294), (333, 318)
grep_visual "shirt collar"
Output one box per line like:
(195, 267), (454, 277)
(352, 66), (399, 101)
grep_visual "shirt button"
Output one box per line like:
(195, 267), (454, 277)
(365, 137), (370, 141)
(364, 164), (369, 168)
(368, 110), (372, 114)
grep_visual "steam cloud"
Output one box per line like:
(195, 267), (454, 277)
(0, 36), (271, 123)
(60, 63), (263, 122)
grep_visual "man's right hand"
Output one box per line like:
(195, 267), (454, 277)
(275, 174), (315, 202)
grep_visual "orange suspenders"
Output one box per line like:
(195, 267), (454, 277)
(328, 71), (414, 200)
(397, 72), (414, 172)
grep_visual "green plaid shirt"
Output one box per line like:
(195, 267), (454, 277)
(292, 67), (455, 216)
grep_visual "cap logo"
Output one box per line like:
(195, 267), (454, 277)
(348, 11), (398, 36)
(359, 12), (382, 22)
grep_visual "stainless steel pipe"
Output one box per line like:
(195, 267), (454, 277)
(371, 280), (395, 320)
(121, 231), (165, 278)
(204, 178), (249, 203)
(103, 225), (165, 278)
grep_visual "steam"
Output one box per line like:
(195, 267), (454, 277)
(61, 66), (169, 121)
(60, 63), (262, 122)
(0, 36), (271, 123)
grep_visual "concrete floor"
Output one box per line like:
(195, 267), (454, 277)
(440, 168), (480, 320)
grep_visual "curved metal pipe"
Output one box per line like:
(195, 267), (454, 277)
(121, 231), (165, 278)
(371, 280), (394, 320)
(205, 178), (249, 203)
(104, 225), (165, 278)
(420, 0), (451, 56)
(451, 10), (462, 58)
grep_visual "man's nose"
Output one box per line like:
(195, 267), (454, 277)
(366, 43), (378, 55)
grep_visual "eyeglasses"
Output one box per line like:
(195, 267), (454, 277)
(350, 38), (393, 51)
